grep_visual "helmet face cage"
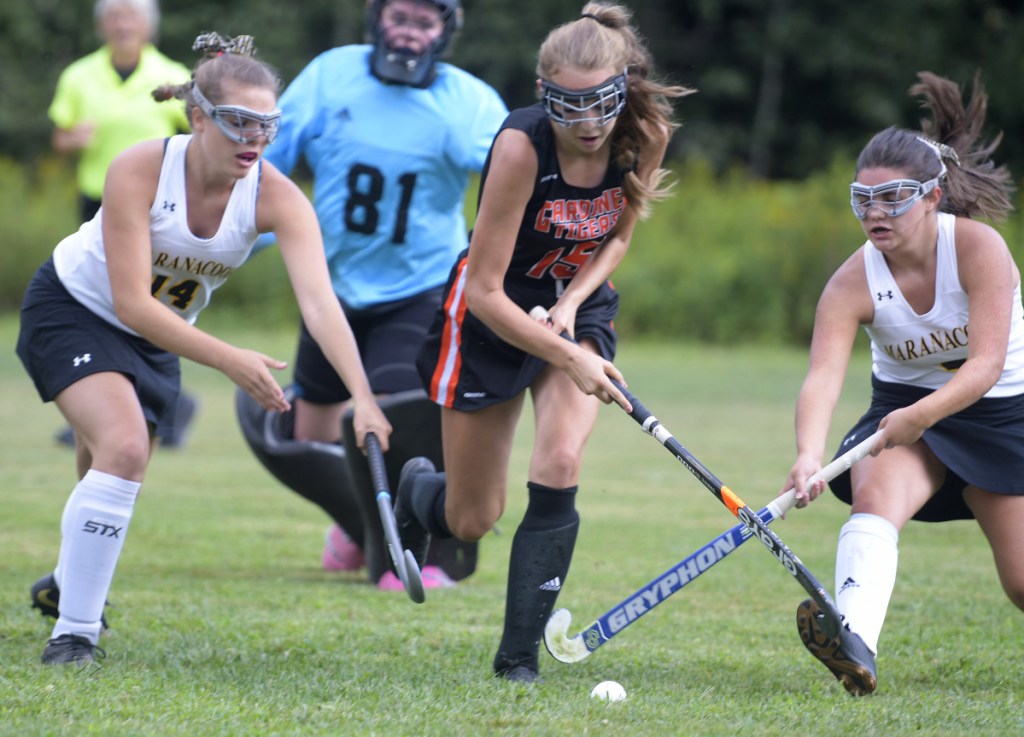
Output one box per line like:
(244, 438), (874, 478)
(192, 83), (282, 144)
(367, 0), (462, 87)
(849, 177), (939, 220)
(540, 72), (628, 127)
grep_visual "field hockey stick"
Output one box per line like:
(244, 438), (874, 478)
(529, 305), (848, 638)
(544, 430), (880, 662)
(364, 432), (425, 604)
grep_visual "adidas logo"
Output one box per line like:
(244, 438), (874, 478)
(539, 577), (561, 592)
(838, 576), (859, 594)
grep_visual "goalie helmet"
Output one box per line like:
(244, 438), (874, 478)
(366, 0), (462, 88)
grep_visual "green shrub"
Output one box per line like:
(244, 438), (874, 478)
(4, 155), (1023, 346)
(0, 156), (79, 308)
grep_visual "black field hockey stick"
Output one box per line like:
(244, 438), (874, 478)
(544, 430), (880, 662)
(529, 305), (850, 638)
(364, 432), (425, 604)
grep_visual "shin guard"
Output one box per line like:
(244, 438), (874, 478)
(493, 483), (579, 675)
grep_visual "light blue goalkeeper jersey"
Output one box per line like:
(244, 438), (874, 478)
(265, 45), (507, 309)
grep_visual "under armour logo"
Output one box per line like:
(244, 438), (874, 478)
(877, 290), (894, 301)
(73, 354), (92, 367)
(163, 201), (176, 212)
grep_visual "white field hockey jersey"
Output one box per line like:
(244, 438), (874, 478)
(865, 211), (1024, 396)
(53, 134), (261, 335)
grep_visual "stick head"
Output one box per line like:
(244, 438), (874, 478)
(543, 608), (591, 663)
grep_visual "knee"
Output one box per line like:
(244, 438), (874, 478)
(448, 514), (495, 543)
(92, 433), (151, 479)
(446, 497), (504, 542)
(532, 444), (582, 487)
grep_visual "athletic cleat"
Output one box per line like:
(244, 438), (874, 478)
(377, 565), (455, 592)
(321, 525), (366, 571)
(30, 574), (109, 631)
(40, 633), (106, 666)
(394, 457), (435, 569)
(495, 664), (542, 684)
(797, 598), (877, 696)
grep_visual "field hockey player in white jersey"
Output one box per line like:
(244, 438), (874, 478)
(16, 32), (391, 666)
(782, 72), (1024, 696)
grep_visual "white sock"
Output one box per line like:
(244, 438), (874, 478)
(835, 512), (899, 654)
(51, 469), (140, 645)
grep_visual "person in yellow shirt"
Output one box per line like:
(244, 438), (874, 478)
(48, 0), (198, 447)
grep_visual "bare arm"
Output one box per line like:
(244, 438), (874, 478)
(877, 218), (1015, 444)
(103, 142), (301, 412)
(553, 121), (673, 329)
(257, 163), (392, 450)
(787, 249), (873, 504)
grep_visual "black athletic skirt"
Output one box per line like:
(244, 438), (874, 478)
(16, 259), (181, 438)
(829, 375), (1024, 522)
(416, 253), (618, 411)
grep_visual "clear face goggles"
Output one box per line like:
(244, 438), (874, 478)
(849, 177), (939, 220)
(540, 72), (627, 127)
(192, 83), (282, 144)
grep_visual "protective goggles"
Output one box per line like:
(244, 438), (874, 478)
(849, 177), (939, 220)
(540, 72), (627, 127)
(192, 83), (281, 144)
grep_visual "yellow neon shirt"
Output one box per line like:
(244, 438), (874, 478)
(48, 44), (191, 199)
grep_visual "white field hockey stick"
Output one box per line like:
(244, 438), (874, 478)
(544, 430), (880, 662)
(530, 305), (852, 639)
(365, 432), (425, 604)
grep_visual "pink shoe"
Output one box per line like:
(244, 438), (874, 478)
(376, 565), (456, 592)
(321, 525), (366, 571)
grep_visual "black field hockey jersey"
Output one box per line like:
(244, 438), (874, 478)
(478, 104), (629, 291)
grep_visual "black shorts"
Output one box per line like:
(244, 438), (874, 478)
(829, 375), (1024, 522)
(293, 287), (444, 405)
(16, 259), (181, 438)
(416, 253), (618, 411)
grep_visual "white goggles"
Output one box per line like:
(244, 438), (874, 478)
(540, 72), (627, 127)
(849, 177), (939, 219)
(193, 83), (281, 144)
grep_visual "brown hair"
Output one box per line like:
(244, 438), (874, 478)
(537, 3), (695, 218)
(855, 72), (1014, 221)
(151, 33), (280, 119)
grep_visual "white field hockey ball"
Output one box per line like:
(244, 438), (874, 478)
(590, 680), (627, 702)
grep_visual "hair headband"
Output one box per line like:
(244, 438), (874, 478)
(916, 135), (960, 173)
(192, 32), (258, 58)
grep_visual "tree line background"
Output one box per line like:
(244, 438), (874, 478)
(2, 1), (1023, 343)
(3, 0), (1023, 177)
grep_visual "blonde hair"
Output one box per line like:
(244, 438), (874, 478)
(537, 3), (695, 218)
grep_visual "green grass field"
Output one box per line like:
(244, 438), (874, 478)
(1, 315), (1020, 736)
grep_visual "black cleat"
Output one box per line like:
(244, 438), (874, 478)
(495, 664), (542, 684)
(31, 574), (109, 631)
(40, 633), (106, 666)
(797, 598), (877, 696)
(394, 457), (435, 570)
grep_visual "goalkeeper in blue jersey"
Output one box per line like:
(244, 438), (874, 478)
(236, 0), (508, 590)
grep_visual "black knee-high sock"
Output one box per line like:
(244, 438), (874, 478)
(493, 482), (579, 675)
